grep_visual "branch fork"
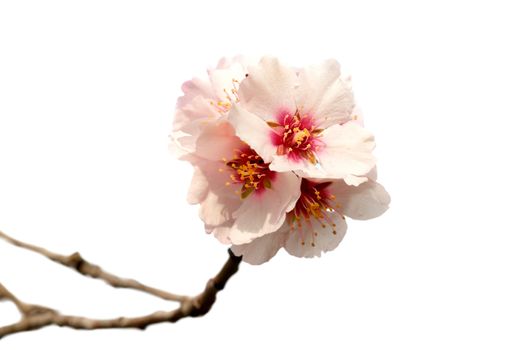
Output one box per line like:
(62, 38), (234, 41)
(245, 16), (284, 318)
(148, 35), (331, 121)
(0, 230), (241, 340)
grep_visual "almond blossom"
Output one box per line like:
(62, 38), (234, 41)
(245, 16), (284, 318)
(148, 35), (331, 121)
(184, 121), (301, 245)
(231, 170), (390, 264)
(228, 57), (375, 185)
(170, 56), (255, 157)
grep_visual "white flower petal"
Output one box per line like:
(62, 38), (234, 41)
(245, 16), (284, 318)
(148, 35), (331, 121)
(194, 121), (244, 161)
(187, 167), (209, 205)
(231, 225), (289, 265)
(349, 104), (364, 127)
(238, 57), (297, 119)
(228, 104), (278, 162)
(174, 96), (220, 134)
(366, 166), (378, 181)
(208, 221), (233, 244)
(329, 179), (390, 220)
(208, 62), (246, 102)
(284, 212), (347, 258)
(199, 193), (229, 227)
(170, 95), (223, 157)
(270, 154), (326, 177)
(296, 59), (354, 128)
(342, 166), (378, 186)
(344, 174), (369, 186)
(169, 130), (193, 157)
(318, 122), (376, 178)
(195, 159), (242, 227)
(177, 77), (214, 108)
(228, 172), (301, 245)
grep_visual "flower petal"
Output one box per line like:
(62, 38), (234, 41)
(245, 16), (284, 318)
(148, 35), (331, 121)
(270, 154), (326, 177)
(228, 172), (301, 245)
(194, 121), (244, 161)
(170, 95), (223, 157)
(329, 179), (390, 220)
(318, 122), (376, 179)
(344, 174), (369, 186)
(231, 226), (289, 265)
(169, 130), (193, 158)
(284, 212), (347, 258)
(238, 57), (297, 119)
(187, 166), (209, 205)
(366, 166), (378, 181)
(341, 166), (378, 185)
(215, 55), (258, 70)
(177, 77), (214, 108)
(193, 158), (243, 227)
(208, 62), (246, 102)
(173, 96), (220, 134)
(207, 221), (233, 244)
(228, 104), (278, 162)
(349, 104), (364, 127)
(296, 59), (354, 128)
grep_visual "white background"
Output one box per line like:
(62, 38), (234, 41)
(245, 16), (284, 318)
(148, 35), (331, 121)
(1, 1), (522, 349)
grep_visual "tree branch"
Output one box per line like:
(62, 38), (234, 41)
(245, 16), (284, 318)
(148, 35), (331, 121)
(0, 230), (242, 340)
(0, 230), (187, 302)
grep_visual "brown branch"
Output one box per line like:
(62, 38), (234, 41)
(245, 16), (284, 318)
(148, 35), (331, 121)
(0, 230), (186, 302)
(0, 230), (242, 340)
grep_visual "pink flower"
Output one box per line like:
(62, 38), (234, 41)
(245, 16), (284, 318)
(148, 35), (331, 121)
(231, 171), (390, 264)
(173, 56), (389, 265)
(185, 121), (301, 245)
(170, 56), (255, 157)
(228, 57), (375, 185)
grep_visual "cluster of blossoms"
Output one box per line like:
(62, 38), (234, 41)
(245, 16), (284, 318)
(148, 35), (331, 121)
(172, 56), (390, 265)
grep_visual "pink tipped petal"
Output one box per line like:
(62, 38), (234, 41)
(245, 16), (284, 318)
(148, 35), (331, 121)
(228, 104), (278, 162)
(329, 179), (390, 220)
(318, 122), (376, 178)
(296, 59), (354, 128)
(194, 122), (244, 161)
(231, 226), (288, 265)
(238, 57), (297, 119)
(284, 212), (347, 258)
(228, 172), (301, 245)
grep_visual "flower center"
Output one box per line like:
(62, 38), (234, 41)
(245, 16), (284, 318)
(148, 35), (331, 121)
(222, 146), (274, 199)
(289, 179), (341, 247)
(267, 111), (322, 163)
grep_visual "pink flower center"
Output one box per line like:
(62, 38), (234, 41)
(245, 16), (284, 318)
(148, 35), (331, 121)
(289, 179), (341, 247)
(267, 111), (323, 163)
(222, 146), (275, 199)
